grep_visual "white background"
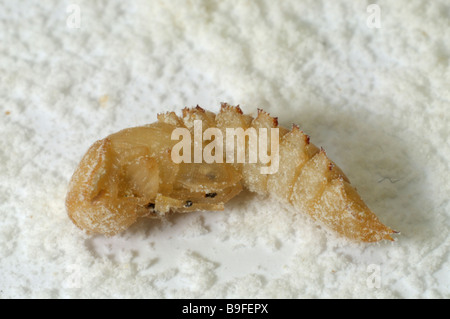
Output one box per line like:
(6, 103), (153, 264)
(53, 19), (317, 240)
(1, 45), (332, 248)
(0, 0), (448, 298)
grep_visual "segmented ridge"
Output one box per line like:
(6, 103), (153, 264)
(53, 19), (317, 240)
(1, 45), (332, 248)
(182, 105), (206, 117)
(157, 111), (184, 127)
(291, 124), (310, 144)
(181, 106), (216, 129)
(220, 102), (243, 114)
(255, 108), (279, 127)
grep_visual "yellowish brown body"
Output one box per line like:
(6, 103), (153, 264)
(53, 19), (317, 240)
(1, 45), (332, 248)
(66, 104), (396, 242)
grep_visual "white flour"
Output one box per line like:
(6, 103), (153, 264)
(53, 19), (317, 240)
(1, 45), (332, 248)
(0, 0), (448, 298)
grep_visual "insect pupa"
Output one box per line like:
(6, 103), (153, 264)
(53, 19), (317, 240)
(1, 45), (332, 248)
(66, 104), (396, 242)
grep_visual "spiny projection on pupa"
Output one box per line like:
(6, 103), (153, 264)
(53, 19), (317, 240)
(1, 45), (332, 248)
(66, 104), (397, 242)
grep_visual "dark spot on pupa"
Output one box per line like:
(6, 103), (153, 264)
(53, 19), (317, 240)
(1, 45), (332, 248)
(185, 200), (193, 207)
(205, 192), (217, 198)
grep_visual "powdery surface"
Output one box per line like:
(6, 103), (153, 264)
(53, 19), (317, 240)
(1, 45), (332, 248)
(0, 0), (449, 298)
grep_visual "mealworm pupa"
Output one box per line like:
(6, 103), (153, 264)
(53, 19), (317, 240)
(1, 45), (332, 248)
(66, 104), (397, 242)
